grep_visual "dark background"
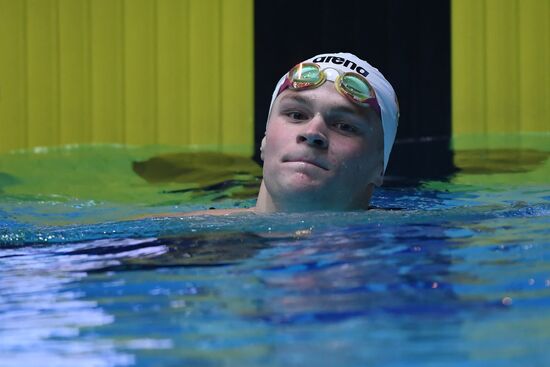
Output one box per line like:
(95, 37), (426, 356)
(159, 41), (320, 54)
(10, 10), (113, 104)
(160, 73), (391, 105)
(254, 0), (455, 183)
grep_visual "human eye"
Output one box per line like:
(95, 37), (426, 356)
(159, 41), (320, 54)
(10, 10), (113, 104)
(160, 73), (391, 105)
(332, 121), (359, 134)
(285, 110), (308, 122)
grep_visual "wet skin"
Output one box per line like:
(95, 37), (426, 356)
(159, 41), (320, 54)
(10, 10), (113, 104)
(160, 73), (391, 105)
(256, 82), (385, 212)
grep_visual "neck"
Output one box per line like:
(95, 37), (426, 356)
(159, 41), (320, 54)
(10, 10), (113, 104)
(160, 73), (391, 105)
(255, 180), (374, 213)
(254, 181), (277, 213)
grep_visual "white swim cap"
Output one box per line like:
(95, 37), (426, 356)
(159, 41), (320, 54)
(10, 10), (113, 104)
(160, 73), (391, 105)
(268, 52), (399, 172)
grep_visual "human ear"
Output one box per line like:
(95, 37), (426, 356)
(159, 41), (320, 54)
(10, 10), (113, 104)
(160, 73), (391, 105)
(260, 136), (266, 161)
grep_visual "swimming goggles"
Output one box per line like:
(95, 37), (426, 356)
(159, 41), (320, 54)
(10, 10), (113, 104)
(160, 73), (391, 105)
(277, 63), (381, 116)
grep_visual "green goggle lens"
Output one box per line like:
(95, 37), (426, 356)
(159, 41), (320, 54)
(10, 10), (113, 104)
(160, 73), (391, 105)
(282, 63), (379, 114)
(289, 64), (322, 84)
(340, 73), (374, 100)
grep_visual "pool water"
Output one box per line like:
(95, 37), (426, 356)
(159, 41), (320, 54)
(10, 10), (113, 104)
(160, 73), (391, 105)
(1, 135), (549, 367)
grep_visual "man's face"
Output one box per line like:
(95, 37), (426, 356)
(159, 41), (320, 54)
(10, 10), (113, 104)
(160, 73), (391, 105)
(262, 82), (384, 211)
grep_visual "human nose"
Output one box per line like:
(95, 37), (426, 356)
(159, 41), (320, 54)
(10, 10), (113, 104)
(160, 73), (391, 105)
(296, 114), (328, 149)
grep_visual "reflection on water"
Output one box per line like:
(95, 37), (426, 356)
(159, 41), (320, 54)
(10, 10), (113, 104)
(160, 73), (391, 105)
(0, 139), (549, 366)
(3, 205), (550, 366)
(0, 245), (132, 366)
(454, 148), (549, 174)
(132, 151), (262, 201)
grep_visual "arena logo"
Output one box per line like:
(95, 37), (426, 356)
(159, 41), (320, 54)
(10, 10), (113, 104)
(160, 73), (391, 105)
(312, 55), (369, 77)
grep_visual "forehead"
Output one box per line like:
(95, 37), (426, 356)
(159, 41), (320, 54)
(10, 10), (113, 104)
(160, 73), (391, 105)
(274, 83), (374, 120)
(277, 82), (353, 107)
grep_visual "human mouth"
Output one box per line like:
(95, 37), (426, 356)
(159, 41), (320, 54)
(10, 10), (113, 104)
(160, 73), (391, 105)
(283, 157), (329, 171)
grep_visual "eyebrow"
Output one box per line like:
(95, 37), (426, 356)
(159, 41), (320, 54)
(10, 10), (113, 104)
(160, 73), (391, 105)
(278, 94), (312, 106)
(279, 93), (363, 117)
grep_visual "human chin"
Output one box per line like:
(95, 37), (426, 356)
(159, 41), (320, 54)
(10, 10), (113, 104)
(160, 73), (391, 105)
(268, 169), (336, 206)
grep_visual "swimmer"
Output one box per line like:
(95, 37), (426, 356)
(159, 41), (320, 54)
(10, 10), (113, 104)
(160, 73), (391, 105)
(163, 52), (398, 216)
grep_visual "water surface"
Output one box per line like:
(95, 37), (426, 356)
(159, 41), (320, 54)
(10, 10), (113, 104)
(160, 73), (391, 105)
(1, 135), (549, 367)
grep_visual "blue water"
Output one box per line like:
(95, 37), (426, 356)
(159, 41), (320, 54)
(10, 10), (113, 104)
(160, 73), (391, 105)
(1, 141), (550, 366)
